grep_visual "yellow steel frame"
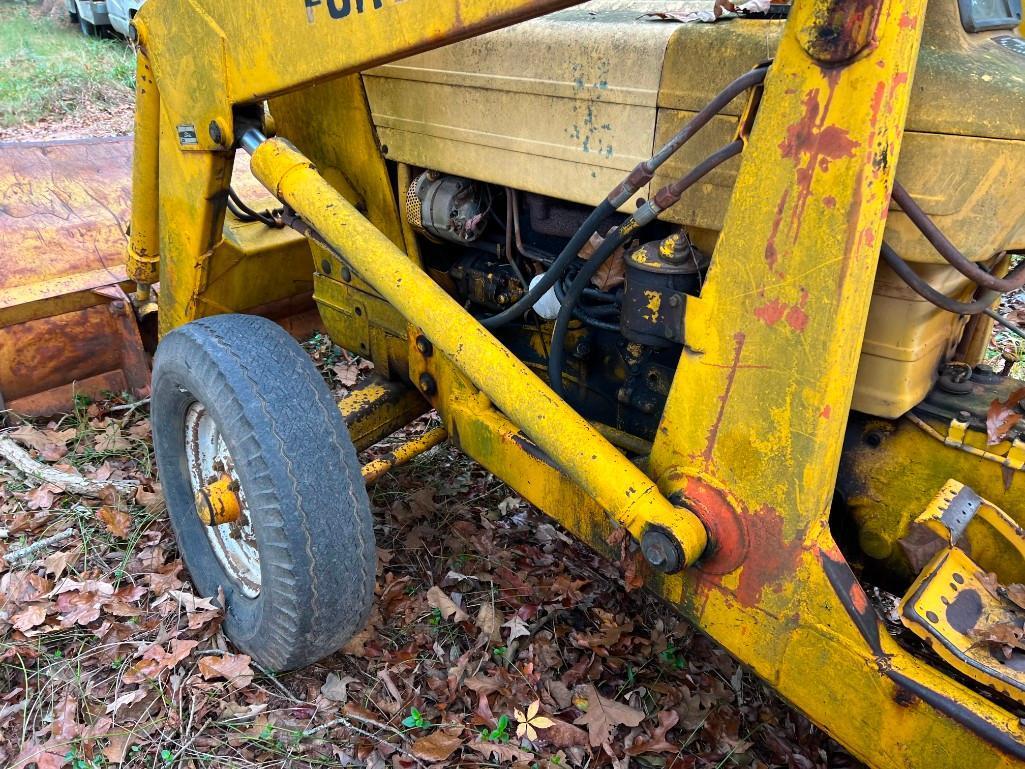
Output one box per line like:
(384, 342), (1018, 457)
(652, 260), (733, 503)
(130, 0), (1025, 765)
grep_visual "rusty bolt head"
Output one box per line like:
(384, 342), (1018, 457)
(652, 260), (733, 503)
(418, 373), (437, 397)
(640, 528), (684, 574)
(415, 336), (434, 356)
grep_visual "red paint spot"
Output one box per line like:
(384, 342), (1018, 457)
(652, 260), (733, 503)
(774, 85), (862, 249)
(785, 304), (809, 332)
(850, 582), (869, 614)
(682, 476), (748, 576)
(735, 505), (805, 607)
(754, 298), (787, 326)
(820, 404), (832, 419)
(899, 11), (917, 28)
(823, 196), (836, 209)
(755, 289), (809, 332)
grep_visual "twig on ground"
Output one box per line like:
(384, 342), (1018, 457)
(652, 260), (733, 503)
(301, 715), (426, 768)
(0, 436), (138, 496)
(3, 528), (74, 564)
(108, 398), (150, 414)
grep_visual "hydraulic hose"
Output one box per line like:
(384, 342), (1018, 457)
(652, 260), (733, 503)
(482, 66), (767, 330)
(548, 141), (745, 395)
(481, 200), (616, 329)
(881, 243), (1025, 339)
(880, 243), (997, 315)
(891, 183), (1025, 293)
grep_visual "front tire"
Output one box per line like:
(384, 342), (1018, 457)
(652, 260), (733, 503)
(152, 314), (376, 671)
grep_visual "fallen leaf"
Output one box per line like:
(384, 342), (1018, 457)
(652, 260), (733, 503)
(321, 673), (357, 702)
(198, 653), (254, 690)
(95, 423), (131, 452)
(102, 734), (132, 764)
(987, 387), (1025, 444)
(1006, 584), (1025, 612)
(10, 425), (74, 461)
(427, 586), (468, 622)
(579, 232), (626, 291)
(468, 738), (533, 764)
(97, 506), (132, 538)
(411, 730), (463, 762)
(56, 590), (105, 626)
(476, 602), (503, 645)
(11, 604), (48, 632)
(627, 709), (680, 755)
(503, 615), (530, 642)
(573, 684), (645, 747)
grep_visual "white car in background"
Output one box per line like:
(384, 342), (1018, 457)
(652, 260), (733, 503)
(66, 0), (145, 38)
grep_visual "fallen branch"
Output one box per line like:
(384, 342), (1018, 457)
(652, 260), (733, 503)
(3, 528), (74, 564)
(0, 436), (138, 496)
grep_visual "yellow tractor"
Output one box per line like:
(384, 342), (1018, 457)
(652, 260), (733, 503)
(4, 0), (1025, 765)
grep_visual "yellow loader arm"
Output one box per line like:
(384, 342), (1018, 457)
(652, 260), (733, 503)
(127, 0), (1025, 766)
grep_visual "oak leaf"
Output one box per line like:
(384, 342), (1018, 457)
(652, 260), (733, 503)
(11, 604), (48, 632)
(573, 684), (645, 747)
(97, 506), (132, 538)
(987, 387), (1025, 444)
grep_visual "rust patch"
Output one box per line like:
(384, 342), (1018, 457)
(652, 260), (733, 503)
(798, 0), (883, 64)
(673, 476), (749, 576)
(735, 505), (805, 607)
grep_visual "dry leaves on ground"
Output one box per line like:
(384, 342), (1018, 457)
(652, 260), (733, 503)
(0, 344), (859, 769)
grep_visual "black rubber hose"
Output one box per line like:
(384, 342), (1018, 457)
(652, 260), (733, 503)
(548, 143), (744, 396)
(891, 183), (1025, 293)
(880, 243), (996, 314)
(880, 243), (1025, 339)
(228, 187), (281, 227)
(481, 200), (615, 329)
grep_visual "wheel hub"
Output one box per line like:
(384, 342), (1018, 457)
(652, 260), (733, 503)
(184, 402), (261, 598)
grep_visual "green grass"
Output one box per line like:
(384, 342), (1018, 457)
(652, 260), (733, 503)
(0, 3), (134, 128)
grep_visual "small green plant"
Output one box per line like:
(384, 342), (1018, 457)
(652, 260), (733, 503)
(480, 714), (511, 743)
(402, 707), (429, 729)
(428, 607), (443, 626)
(160, 748), (174, 765)
(659, 646), (686, 670)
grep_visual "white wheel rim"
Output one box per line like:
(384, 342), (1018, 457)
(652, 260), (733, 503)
(184, 402), (261, 598)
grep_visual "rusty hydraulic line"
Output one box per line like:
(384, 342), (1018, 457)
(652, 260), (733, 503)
(361, 426), (449, 484)
(891, 182), (1025, 293)
(244, 131), (708, 571)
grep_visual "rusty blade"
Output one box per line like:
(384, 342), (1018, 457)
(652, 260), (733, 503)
(0, 137), (149, 416)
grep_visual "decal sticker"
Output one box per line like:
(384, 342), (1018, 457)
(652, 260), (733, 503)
(176, 124), (198, 145)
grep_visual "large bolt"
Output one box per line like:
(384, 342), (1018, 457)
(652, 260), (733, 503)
(418, 373), (437, 397)
(415, 336), (433, 357)
(640, 527), (684, 574)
